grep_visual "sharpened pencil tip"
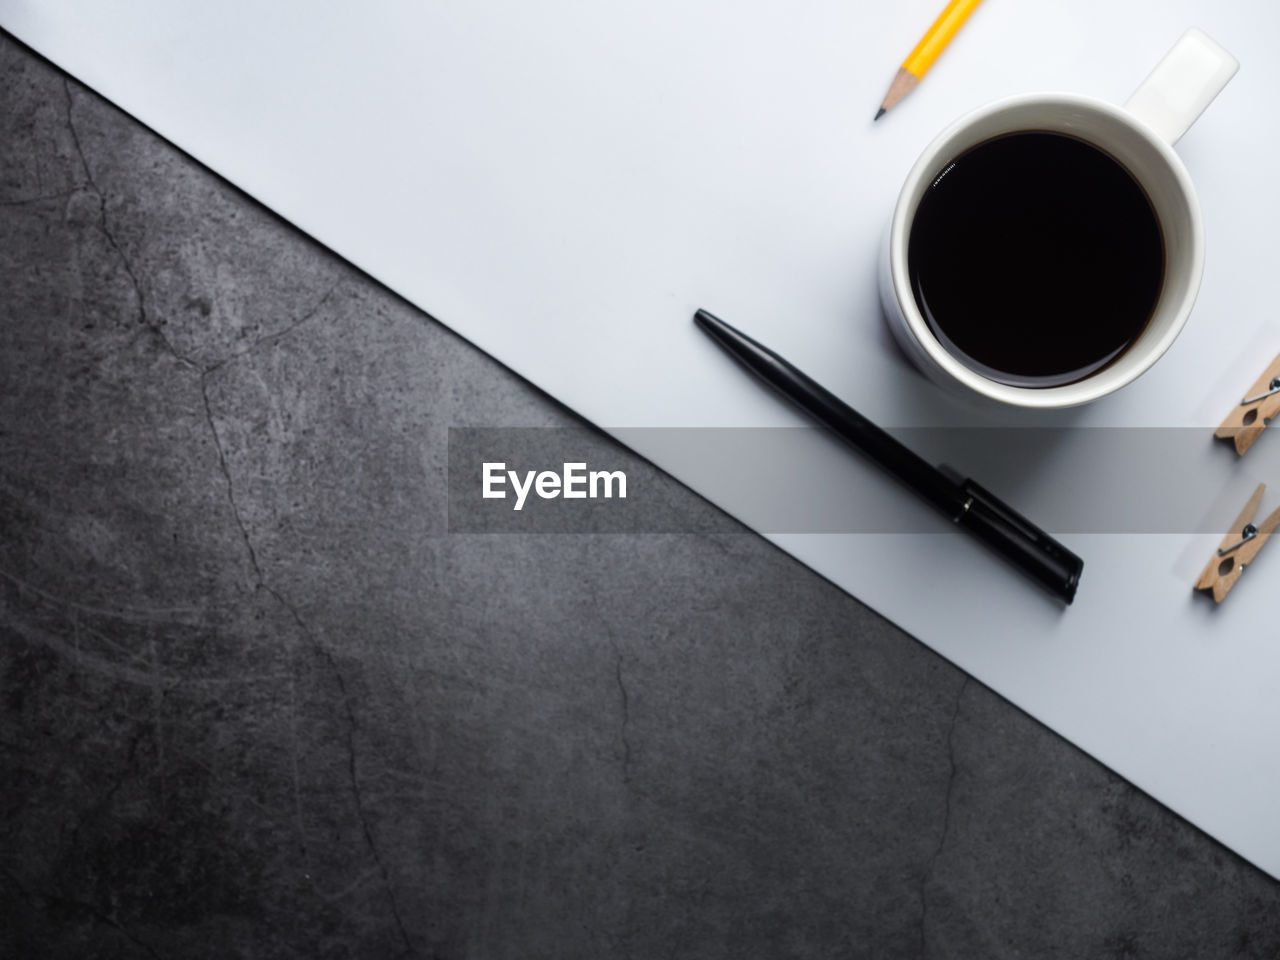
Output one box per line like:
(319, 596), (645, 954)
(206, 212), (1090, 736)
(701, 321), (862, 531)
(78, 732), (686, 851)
(874, 107), (886, 122)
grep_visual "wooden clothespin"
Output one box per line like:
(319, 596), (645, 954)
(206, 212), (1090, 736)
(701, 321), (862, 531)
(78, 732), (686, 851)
(1215, 353), (1280, 455)
(1195, 484), (1280, 603)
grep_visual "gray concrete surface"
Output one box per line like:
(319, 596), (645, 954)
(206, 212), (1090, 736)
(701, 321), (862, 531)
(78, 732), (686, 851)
(2, 32), (1278, 959)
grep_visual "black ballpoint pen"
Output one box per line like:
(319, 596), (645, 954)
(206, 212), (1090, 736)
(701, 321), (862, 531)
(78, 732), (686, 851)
(694, 309), (1084, 604)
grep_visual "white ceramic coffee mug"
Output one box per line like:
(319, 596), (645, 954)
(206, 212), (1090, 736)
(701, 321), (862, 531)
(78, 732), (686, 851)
(879, 28), (1239, 409)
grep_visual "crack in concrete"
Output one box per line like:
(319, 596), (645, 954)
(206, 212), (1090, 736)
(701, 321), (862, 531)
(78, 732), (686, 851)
(195, 381), (412, 952)
(206, 281), (341, 372)
(616, 655), (633, 783)
(192, 282), (341, 578)
(195, 281), (338, 584)
(199, 372), (266, 588)
(60, 77), (337, 374)
(585, 568), (637, 788)
(1, 863), (167, 960)
(62, 78), (197, 372)
(917, 676), (968, 959)
(63, 78), (337, 376)
(271, 589), (416, 958)
(58, 74), (403, 949)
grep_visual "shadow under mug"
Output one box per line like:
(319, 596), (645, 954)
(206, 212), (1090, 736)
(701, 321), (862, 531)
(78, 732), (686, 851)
(878, 28), (1239, 410)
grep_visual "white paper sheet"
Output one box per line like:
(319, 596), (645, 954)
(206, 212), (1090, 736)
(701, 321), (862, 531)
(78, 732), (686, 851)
(4, 0), (1278, 877)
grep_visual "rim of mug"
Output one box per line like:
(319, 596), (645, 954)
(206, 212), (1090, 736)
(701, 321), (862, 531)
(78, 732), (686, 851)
(888, 91), (1205, 409)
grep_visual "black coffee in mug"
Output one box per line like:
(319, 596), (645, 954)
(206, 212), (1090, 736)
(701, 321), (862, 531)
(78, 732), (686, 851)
(908, 131), (1165, 388)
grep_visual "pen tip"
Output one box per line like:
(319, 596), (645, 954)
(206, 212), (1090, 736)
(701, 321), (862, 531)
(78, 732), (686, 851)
(874, 107), (886, 122)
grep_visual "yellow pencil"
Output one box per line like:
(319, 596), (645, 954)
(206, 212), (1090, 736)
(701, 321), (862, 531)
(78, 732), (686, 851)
(876, 0), (985, 120)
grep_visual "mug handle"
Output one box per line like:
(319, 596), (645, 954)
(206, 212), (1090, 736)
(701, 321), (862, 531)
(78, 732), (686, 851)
(1123, 28), (1238, 145)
